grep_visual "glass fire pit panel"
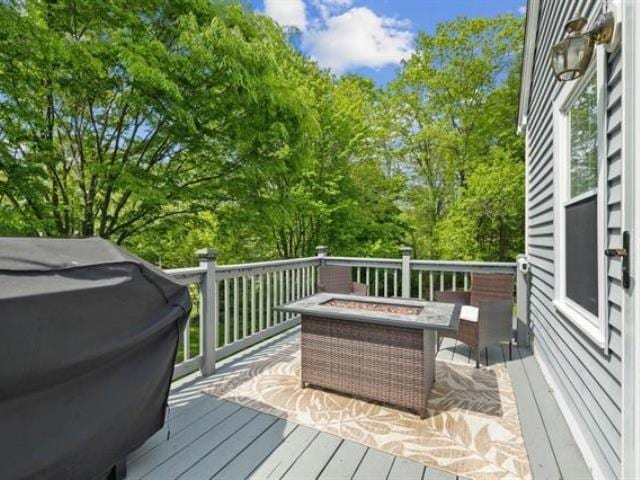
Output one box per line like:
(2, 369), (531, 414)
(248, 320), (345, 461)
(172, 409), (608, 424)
(322, 299), (422, 316)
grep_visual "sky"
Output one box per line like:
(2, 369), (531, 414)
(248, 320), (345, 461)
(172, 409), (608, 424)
(248, 0), (525, 84)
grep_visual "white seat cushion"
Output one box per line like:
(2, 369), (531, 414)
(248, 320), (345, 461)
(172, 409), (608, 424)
(460, 305), (479, 323)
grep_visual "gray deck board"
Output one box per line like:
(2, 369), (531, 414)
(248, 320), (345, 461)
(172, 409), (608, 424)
(213, 419), (297, 480)
(486, 343), (506, 366)
(137, 404), (257, 478)
(126, 329), (591, 480)
(505, 345), (563, 480)
(280, 432), (342, 479)
(424, 466), (458, 479)
(248, 425), (319, 479)
(437, 336), (456, 361)
(128, 402), (244, 478)
(180, 413), (278, 479)
(514, 346), (592, 480)
(128, 394), (224, 462)
(352, 447), (395, 480)
(317, 439), (367, 480)
(388, 457), (425, 480)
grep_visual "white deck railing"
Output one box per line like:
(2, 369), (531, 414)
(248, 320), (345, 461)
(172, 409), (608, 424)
(165, 246), (517, 380)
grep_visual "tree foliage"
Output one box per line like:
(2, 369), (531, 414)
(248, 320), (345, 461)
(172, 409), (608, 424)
(386, 15), (524, 260)
(0, 0), (312, 244)
(0, 2), (524, 266)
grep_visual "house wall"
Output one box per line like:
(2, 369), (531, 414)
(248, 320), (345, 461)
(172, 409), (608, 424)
(525, 0), (623, 478)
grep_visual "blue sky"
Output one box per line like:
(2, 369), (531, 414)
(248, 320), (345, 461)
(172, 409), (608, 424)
(248, 0), (525, 84)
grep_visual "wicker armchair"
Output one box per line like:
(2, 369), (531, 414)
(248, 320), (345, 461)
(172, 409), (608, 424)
(317, 265), (368, 295)
(435, 273), (513, 368)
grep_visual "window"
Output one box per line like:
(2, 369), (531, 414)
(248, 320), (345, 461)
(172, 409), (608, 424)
(552, 54), (607, 348)
(566, 75), (598, 317)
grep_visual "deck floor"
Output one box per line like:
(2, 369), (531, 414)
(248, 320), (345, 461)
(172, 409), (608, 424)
(127, 329), (591, 480)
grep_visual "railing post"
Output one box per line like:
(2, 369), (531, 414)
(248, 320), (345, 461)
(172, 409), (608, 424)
(197, 248), (218, 376)
(516, 254), (530, 347)
(316, 245), (328, 265)
(401, 246), (413, 298)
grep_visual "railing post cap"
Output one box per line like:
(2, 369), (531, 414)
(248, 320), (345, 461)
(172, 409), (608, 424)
(400, 246), (413, 257)
(196, 248), (219, 261)
(316, 245), (328, 255)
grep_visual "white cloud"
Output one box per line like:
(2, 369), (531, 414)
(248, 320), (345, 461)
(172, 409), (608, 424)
(310, 0), (351, 22)
(322, 0), (352, 6)
(264, 0), (308, 31)
(518, 5), (527, 15)
(303, 7), (413, 73)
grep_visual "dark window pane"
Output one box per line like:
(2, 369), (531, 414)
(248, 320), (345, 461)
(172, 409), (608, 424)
(565, 195), (598, 316)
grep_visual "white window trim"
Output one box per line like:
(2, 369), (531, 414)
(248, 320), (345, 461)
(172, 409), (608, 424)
(552, 49), (609, 350)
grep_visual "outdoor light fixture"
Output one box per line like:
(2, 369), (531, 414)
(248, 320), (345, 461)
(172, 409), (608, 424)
(550, 12), (615, 81)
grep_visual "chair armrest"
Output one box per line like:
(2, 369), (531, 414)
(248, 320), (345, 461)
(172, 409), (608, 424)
(477, 300), (513, 348)
(434, 291), (471, 305)
(351, 282), (369, 296)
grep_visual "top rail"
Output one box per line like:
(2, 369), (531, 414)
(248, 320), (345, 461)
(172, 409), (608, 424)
(410, 259), (516, 274)
(324, 256), (402, 269)
(216, 256), (320, 280)
(324, 256), (516, 275)
(164, 266), (206, 285)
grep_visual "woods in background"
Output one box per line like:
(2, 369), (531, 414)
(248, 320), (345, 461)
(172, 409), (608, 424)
(0, 0), (524, 266)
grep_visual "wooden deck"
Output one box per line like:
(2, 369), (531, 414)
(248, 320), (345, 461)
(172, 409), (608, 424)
(127, 329), (591, 480)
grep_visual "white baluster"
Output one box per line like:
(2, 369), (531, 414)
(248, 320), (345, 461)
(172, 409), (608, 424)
(251, 275), (256, 334)
(302, 267), (307, 297)
(242, 276), (248, 337)
(183, 317), (190, 361)
(259, 273), (264, 331)
(375, 268), (379, 296)
(266, 272), (271, 328)
(233, 277), (239, 342)
(393, 269), (398, 297)
(384, 269), (388, 297)
(429, 272), (434, 301)
(224, 278), (230, 345)
(366, 267), (370, 293)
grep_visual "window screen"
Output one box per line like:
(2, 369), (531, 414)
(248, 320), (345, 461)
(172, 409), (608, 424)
(565, 194), (598, 316)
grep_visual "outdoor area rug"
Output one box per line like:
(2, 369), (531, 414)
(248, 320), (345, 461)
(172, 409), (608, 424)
(202, 332), (532, 480)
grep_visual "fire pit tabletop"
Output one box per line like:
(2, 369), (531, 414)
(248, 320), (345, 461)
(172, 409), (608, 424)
(274, 293), (460, 331)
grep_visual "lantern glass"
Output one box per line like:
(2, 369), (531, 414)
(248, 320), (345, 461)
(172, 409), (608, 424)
(550, 35), (593, 81)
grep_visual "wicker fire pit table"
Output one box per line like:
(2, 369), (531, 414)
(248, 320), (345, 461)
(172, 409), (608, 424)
(275, 293), (460, 418)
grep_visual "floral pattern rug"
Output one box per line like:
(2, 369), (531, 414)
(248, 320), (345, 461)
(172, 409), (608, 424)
(202, 332), (532, 480)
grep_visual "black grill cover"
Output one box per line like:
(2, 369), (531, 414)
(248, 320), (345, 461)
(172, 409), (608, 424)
(0, 238), (190, 479)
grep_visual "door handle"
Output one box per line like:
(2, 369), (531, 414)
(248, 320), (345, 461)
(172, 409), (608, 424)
(605, 231), (630, 289)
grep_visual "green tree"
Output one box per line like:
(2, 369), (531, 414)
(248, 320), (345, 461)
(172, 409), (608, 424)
(0, 0), (311, 243)
(1, 2), (524, 267)
(437, 149), (525, 261)
(388, 15), (524, 260)
(218, 72), (405, 261)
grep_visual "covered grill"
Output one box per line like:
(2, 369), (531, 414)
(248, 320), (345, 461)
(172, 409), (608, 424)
(0, 237), (190, 480)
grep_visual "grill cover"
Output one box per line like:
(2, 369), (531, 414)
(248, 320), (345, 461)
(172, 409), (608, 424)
(0, 238), (190, 479)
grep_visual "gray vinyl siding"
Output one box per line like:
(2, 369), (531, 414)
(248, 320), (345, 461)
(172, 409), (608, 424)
(525, 0), (623, 478)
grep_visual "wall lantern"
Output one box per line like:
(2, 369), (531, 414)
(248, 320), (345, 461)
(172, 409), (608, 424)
(550, 12), (615, 81)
